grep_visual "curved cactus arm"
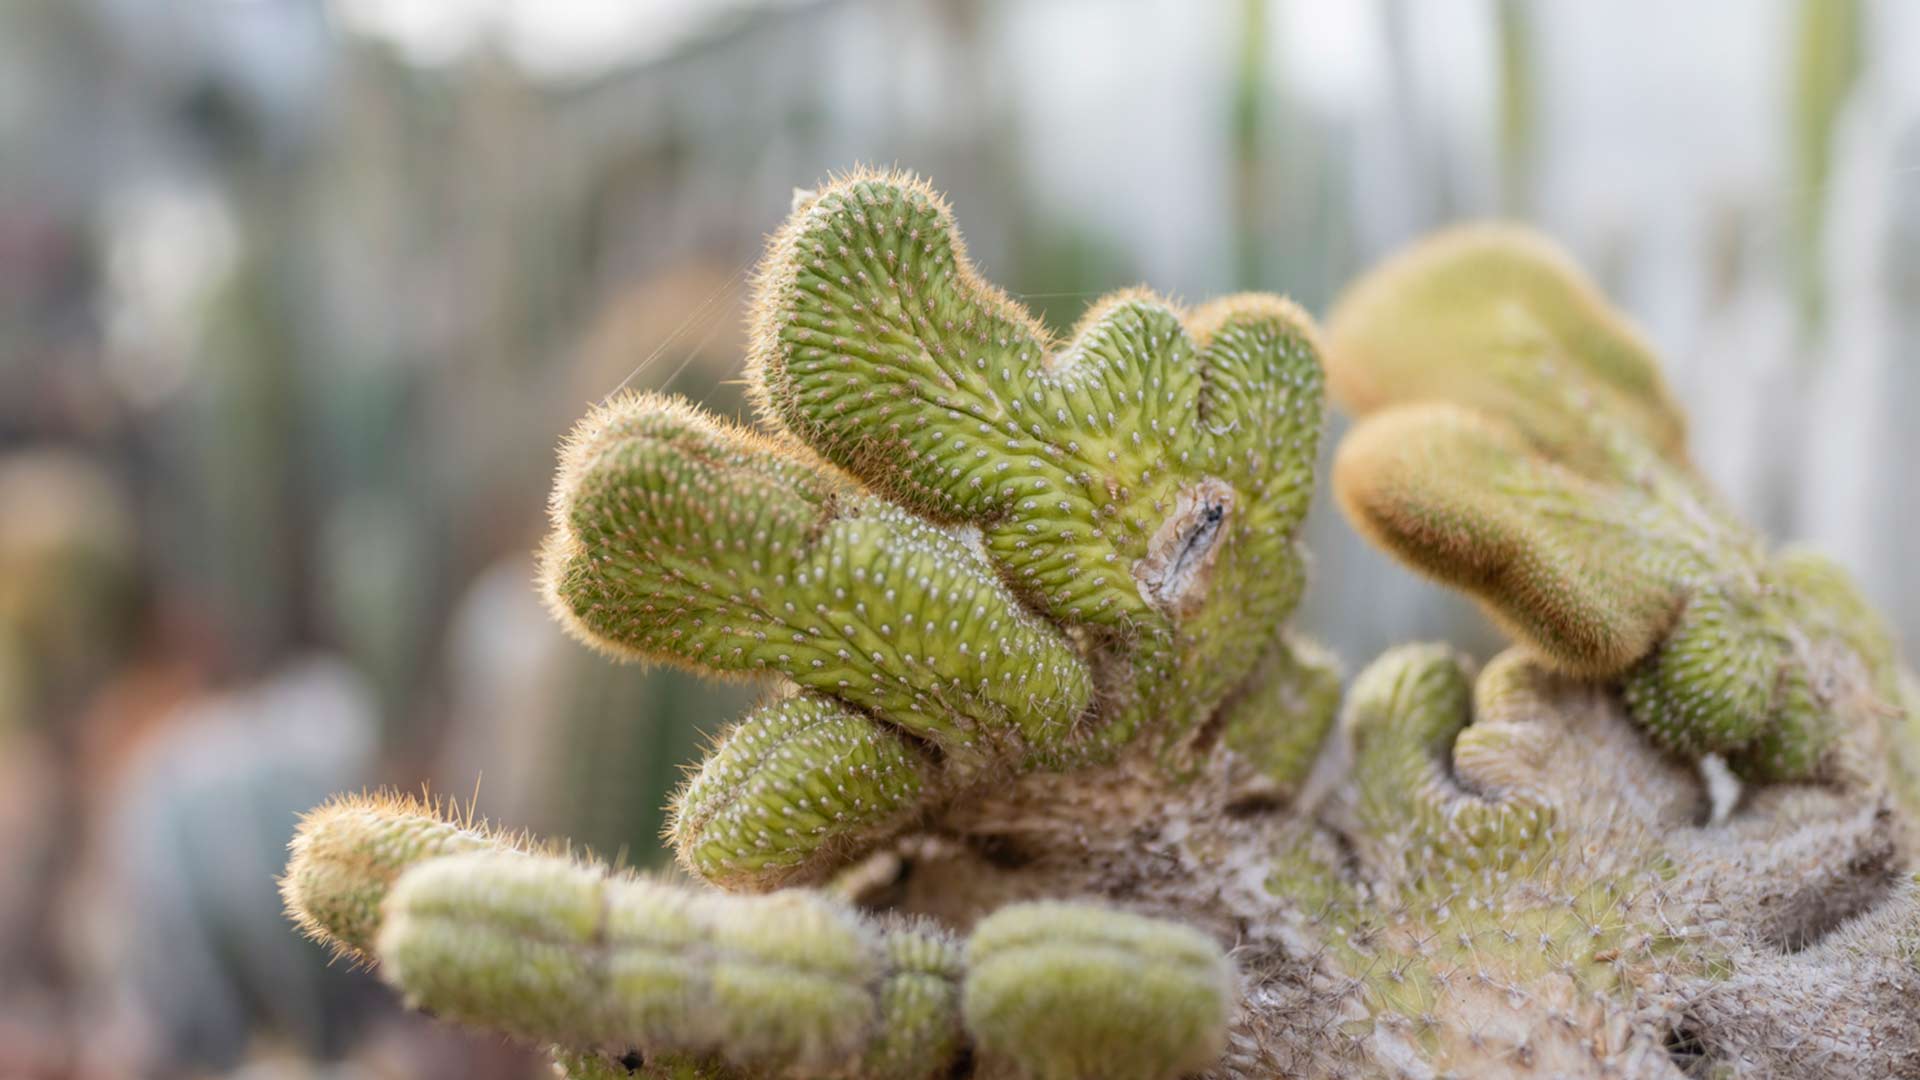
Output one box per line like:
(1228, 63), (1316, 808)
(376, 852), (968, 1078)
(535, 172), (1337, 891)
(284, 797), (1235, 1080)
(543, 394), (1091, 764)
(746, 170), (1326, 752)
(1332, 403), (1694, 676)
(671, 691), (936, 890)
(285, 796), (966, 1078)
(543, 392), (1098, 887)
(1326, 228), (1908, 785)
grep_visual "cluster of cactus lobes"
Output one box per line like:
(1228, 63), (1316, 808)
(283, 173), (1920, 1079)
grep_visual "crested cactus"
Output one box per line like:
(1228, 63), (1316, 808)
(539, 170), (1330, 889)
(285, 176), (1920, 1078)
(1325, 227), (1911, 788)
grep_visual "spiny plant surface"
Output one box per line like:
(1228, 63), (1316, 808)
(1326, 227), (1917, 790)
(282, 177), (1920, 1079)
(544, 168), (1329, 888)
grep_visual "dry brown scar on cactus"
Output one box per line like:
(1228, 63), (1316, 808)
(1132, 477), (1234, 619)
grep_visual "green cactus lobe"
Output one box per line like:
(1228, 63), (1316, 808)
(547, 397), (1092, 763)
(673, 692), (934, 889)
(752, 174), (1324, 753)
(961, 902), (1232, 1080)
(1329, 228), (1906, 784)
(378, 850), (931, 1072)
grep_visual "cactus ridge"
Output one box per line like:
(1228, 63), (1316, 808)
(671, 691), (935, 889)
(537, 170), (1330, 893)
(746, 169), (1325, 755)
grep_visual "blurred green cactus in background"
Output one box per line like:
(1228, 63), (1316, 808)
(0, 452), (138, 733)
(1327, 227), (1911, 788)
(286, 175), (1920, 1078)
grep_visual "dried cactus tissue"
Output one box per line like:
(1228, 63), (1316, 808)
(282, 172), (1920, 1079)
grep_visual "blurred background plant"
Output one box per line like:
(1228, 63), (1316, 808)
(0, 0), (1915, 1076)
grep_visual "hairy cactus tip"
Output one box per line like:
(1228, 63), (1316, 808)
(280, 791), (499, 962)
(538, 166), (1334, 892)
(1326, 224), (1911, 787)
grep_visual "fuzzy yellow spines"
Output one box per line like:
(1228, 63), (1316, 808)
(1326, 227), (1712, 677)
(1324, 224), (1687, 474)
(544, 396), (1091, 762)
(286, 797), (969, 1078)
(750, 170), (1326, 750)
(961, 902), (1234, 1080)
(672, 693), (934, 890)
(1328, 227), (1907, 784)
(1333, 404), (1695, 675)
(280, 793), (495, 959)
(1334, 405), (1841, 775)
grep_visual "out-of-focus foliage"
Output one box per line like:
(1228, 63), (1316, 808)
(1788, 0), (1862, 328)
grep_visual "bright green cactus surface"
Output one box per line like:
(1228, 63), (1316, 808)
(538, 169), (1331, 891)
(671, 692), (933, 889)
(285, 182), (1920, 1079)
(746, 178), (1323, 756)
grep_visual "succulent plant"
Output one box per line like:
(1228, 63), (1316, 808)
(1327, 227), (1915, 790)
(284, 177), (1920, 1078)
